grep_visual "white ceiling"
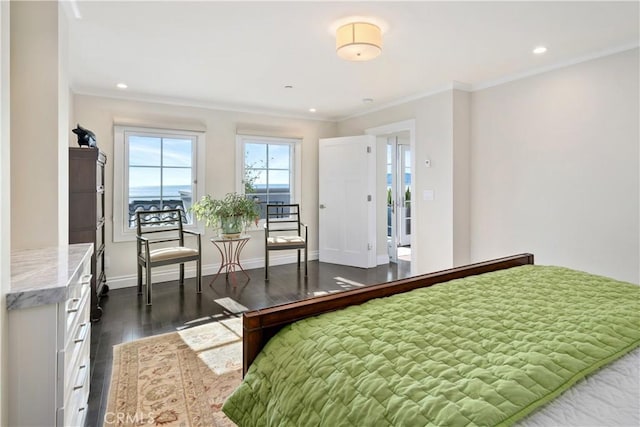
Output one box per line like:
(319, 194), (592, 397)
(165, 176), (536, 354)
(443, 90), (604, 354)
(67, 1), (639, 121)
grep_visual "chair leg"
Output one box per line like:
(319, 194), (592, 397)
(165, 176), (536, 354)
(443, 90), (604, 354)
(265, 249), (269, 281)
(196, 259), (202, 293)
(304, 247), (308, 278)
(137, 263), (143, 295)
(146, 265), (152, 305)
(179, 264), (184, 286)
(297, 250), (301, 270)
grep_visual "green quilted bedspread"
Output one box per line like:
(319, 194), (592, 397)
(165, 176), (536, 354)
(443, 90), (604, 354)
(223, 266), (640, 426)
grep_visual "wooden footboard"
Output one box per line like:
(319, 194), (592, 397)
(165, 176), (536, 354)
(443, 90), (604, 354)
(243, 253), (534, 375)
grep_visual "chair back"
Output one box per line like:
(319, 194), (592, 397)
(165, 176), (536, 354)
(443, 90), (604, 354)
(136, 209), (186, 246)
(265, 204), (302, 236)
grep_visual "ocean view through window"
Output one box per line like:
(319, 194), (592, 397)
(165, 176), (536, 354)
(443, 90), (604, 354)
(113, 125), (205, 241)
(128, 134), (194, 226)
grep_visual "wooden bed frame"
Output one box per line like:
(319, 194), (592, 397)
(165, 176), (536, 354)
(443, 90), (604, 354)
(243, 253), (534, 375)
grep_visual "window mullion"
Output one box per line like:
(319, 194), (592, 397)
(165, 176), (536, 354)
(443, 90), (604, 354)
(160, 137), (164, 209)
(265, 144), (271, 204)
(237, 136), (298, 221)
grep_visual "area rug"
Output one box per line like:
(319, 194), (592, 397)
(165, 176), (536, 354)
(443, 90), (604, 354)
(104, 318), (243, 427)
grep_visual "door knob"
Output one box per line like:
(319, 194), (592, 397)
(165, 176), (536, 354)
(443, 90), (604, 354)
(319, 204), (326, 209)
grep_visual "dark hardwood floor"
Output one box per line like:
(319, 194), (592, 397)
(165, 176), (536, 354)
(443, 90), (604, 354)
(86, 259), (411, 427)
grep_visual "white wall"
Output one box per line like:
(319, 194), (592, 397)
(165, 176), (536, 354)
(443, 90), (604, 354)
(3, 4), (70, 419)
(10, 1), (69, 249)
(452, 90), (471, 266)
(339, 89), (471, 274)
(0, 1), (10, 424)
(73, 94), (337, 286)
(57, 3), (69, 246)
(470, 48), (639, 283)
(339, 50), (638, 283)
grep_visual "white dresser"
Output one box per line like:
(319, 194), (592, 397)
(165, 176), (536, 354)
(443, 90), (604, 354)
(7, 243), (93, 427)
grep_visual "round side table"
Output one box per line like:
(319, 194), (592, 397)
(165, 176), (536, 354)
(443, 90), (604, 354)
(209, 235), (251, 286)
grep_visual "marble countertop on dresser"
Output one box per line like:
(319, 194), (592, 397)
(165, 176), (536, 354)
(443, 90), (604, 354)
(7, 243), (94, 310)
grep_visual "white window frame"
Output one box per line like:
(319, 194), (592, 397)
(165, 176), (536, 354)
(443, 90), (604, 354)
(235, 134), (302, 230)
(113, 125), (206, 242)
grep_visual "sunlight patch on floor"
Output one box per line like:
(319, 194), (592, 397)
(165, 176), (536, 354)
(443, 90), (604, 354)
(334, 276), (365, 287)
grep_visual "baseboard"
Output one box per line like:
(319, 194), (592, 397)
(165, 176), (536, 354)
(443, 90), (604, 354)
(105, 250), (319, 290)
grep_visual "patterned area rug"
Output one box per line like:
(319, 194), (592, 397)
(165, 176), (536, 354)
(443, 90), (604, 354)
(105, 318), (243, 426)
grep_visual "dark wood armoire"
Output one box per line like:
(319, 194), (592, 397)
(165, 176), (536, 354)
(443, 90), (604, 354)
(69, 147), (108, 321)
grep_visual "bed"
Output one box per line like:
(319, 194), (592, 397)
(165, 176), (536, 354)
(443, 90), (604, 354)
(223, 254), (640, 426)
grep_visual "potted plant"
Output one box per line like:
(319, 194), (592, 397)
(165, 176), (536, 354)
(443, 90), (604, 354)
(190, 192), (259, 238)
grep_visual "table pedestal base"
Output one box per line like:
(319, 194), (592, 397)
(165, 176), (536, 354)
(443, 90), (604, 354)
(209, 236), (251, 287)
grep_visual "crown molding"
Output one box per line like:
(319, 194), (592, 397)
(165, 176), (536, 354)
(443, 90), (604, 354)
(472, 42), (639, 91)
(339, 81), (471, 122)
(71, 85), (336, 123)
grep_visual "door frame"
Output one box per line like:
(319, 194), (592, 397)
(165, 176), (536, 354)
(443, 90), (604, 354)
(387, 137), (398, 264)
(366, 120), (417, 275)
(397, 142), (412, 247)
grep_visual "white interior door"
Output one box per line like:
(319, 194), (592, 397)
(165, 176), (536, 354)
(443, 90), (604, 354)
(319, 135), (376, 268)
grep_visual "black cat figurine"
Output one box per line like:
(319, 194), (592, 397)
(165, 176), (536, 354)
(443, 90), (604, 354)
(72, 124), (97, 148)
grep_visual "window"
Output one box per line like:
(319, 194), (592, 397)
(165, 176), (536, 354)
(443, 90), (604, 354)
(236, 135), (301, 221)
(114, 126), (205, 241)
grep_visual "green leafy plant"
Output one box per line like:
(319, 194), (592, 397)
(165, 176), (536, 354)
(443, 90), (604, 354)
(243, 160), (263, 194)
(190, 192), (259, 235)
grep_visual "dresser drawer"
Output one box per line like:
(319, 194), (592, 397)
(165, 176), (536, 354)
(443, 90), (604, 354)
(63, 282), (90, 398)
(62, 321), (90, 426)
(65, 278), (91, 349)
(64, 315), (90, 388)
(64, 357), (90, 427)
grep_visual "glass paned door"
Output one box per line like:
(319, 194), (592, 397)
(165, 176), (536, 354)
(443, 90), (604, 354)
(386, 135), (412, 263)
(398, 144), (411, 246)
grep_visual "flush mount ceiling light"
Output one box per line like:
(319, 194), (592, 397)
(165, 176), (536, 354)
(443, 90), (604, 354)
(336, 22), (382, 61)
(533, 46), (547, 55)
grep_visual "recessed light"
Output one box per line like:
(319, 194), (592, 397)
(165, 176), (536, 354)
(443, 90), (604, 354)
(116, 83), (128, 89)
(362, 98), (374, 104)
(309, 108), (317, 113)
(533, 46), (547, 55)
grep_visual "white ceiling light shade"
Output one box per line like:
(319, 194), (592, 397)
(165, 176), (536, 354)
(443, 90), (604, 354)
(336, 22), (382, 61)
